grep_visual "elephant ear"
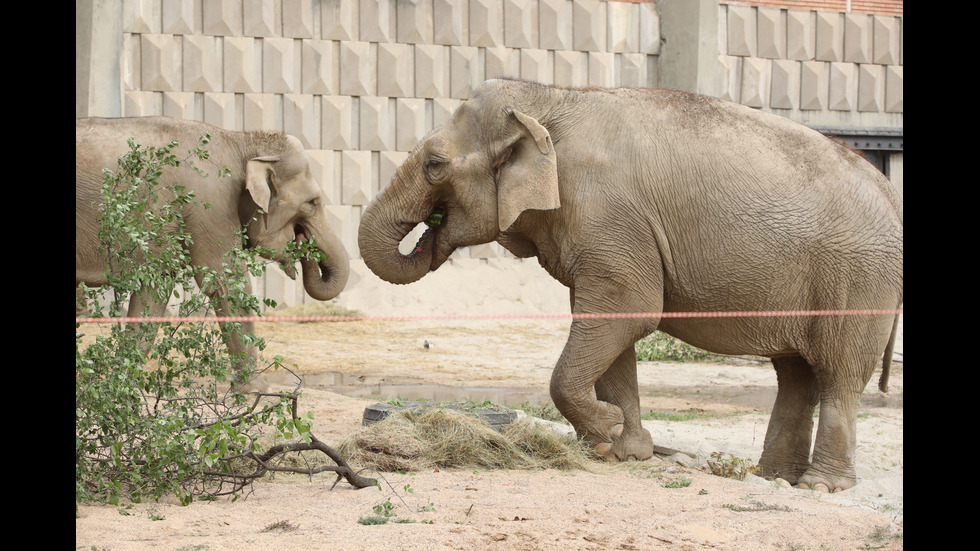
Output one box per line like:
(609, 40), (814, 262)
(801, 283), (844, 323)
(495, 110), (560, 232)
(245, 156), (281, 212)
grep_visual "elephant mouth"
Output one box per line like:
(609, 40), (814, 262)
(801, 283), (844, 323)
(279, 223), (314, 279)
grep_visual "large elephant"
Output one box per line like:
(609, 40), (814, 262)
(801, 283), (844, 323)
(77, 116), (350, 375)
(357, 79), (903, 492)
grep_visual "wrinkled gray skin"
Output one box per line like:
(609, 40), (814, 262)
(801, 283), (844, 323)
(358, 79), (903, 492)
(77, 117), (350, 373)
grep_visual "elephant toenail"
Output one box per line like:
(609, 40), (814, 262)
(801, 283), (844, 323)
(611, 424), (624, 438)
(595, 442), (612, 456)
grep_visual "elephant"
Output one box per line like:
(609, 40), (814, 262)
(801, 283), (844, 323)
(357, 78), (903, 492)
(77, 116), (350, 380)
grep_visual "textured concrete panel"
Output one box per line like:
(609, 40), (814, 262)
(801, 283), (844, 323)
(485, 47), (520, 80)
(588, 52), (614, 87)
(450, 46), (482, 99)
(302, 39), (337, 95)
(396, 98), (427, 151)
(857, 63), (883, 112)
(360, 0), (394, 43)
(183, 35), (222, 92)
(769, 59), (799, 110)
(606, 0), (638, 53)
(539, 0), (573, 51)
(243, 0), (278, 37)
(844, 13), (872, 64)
(434, 0), (465, 46)
(885, 65), (902, 112)
(757, 7), (785, 60)
(740, 57), (769, 108)
(800, 61), (827, 110)
(162, 0), (195, 34)
(432, 98), (461, 127)
(203, 0), (242, 36)
(283, 94), (319, 148)
(282, 0), (314, 38)
(322, 0), (356, 41)
(398, 0), (434, 44)
(243, 93), (280, 130)
(573, 0), (605, 52)
(123, 91), (163, 116)
(639, 1), (660, 55)
(224, 37), (262, 93)
(342, 150), (374, 206)
(359, 96), (395, 151)
(308, 150), (341, 205)
(828, 62), (856, 111)
(415, 44), (450, 98)
(717, 55), (741, 103)
(873, 16), (901, 65)
(618, 53), (648, 88)
(786, 9), (815, 61)
(321, 96), (355, 150)
(469, 0), (504, 47)
(554, 50), (588, 88)
(504, 0), (537, 49)
(815, 10), (843, 62)
(203, 92), (239, 130)
(162, 92), (198, 120)
(324, 204), (356, 264)
(726, 4), (756, 57)
(340, 42), (376, 97)
(125, 0), (161, 33)
(769, 59), (800, 109)
(262, 37), (298, 94)
(140, 34), (181, 92)
(520, 49), (552, 84)
(378, 43), (416, 98)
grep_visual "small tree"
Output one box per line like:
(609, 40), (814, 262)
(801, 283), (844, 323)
(76, 136), (372, 508)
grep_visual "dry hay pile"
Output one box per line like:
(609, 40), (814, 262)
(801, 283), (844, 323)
(338, 408), (592, 473)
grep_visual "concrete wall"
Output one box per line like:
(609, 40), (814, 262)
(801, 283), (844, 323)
(77, 0), (902, 313)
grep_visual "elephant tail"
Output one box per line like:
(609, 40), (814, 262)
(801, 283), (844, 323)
(877, 311), (901, 393)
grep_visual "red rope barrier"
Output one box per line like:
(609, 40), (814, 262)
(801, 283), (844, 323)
(75, 309), (902, 324)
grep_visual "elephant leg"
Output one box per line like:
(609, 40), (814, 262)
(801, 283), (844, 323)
(126, 285), (168, 356)
(549, 315), (649, 459)
(759, 355), (819, 483)
(196, 271), (265, 391)
(594, 348), (654, 461)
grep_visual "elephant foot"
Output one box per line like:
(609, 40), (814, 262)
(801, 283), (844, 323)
(595, 426), (655, 462)
(796, 469), (855, 493)
(758, 458), (809, 485)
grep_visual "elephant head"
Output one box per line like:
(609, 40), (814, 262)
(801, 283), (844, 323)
(358, 81), (560, 284)
(242, 134), (349, 300)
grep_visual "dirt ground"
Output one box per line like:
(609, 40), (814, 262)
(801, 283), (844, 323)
(75, 306), (903, 551)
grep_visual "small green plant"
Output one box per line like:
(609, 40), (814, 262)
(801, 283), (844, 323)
(635, 332), (710, 362)
(662, 477), (693, 488)
(641, 408), (712, 422)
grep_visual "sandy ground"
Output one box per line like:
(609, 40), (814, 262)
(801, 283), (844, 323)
(76, 260), (904, 550)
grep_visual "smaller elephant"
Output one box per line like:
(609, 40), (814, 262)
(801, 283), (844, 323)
(76, 117), (350, 378)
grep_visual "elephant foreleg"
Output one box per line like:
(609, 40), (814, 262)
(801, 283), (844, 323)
(759, 355), (819, 483)
(549, 316), (649, 460)
(594, 348), (655, 461)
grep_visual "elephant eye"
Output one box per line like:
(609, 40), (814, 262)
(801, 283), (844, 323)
(424, 157), (450, 183)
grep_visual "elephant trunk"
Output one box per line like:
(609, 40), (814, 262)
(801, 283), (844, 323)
(297, 225), (350, 301)
(357, 181), (436, 285)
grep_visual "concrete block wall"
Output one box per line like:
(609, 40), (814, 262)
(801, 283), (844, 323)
(109, 0), (661, 309)
(717, 3), (902, 127)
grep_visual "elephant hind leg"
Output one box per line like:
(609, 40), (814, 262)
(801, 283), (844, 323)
(759, 355), (819, 484)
